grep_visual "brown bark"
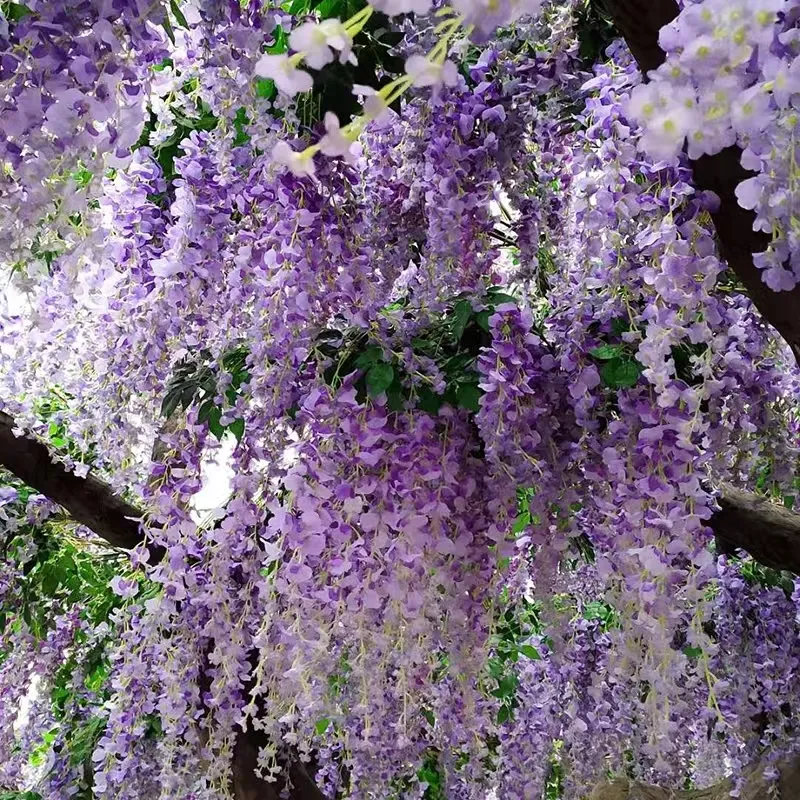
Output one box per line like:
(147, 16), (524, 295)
(0, 410), (145, 551)
(601, 0), (800, 359)
(590, 753), (800, 800)
(232, 730), (328, 800)
(714, 484), (800, 574)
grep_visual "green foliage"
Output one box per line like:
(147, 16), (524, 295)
(162, 288), (521, 428)
(582, 600), (619, 630)
(416, 751), (447, 799)
(161, 345), (249, 441)
(573, 0), (617, 67)
(33, 389), (96, 467)
(3, 521), (126, 640)
(320, 287), (521, 415)
(0, 476), (144, 787)
(485, 596), (543, 724)
(737, 559), (796, 595)
(0, 2), (32, 22)
(544, 742), (565, 800)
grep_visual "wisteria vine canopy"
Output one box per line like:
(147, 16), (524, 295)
(5, 0), (800, 798)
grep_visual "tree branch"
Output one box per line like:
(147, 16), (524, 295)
(590, 751), (800, 800)
(601, 0), (800, 358)
(713, 484), (800, 574)
(0, 410), (145, 550)
(0, 409), (327, 799)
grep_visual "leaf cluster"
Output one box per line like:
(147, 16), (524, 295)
(160, 345), (249, 441)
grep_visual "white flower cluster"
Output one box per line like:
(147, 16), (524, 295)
(628, 0), (793, 162)
(254, 0), (547, 177)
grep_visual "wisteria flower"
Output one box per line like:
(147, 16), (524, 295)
(254, 53), (313, 96)
(405, 54), (459, 89)
(109, 575), (138, 598)
(318, 112), (357, 162)
(272, 140), (317, 179)
(288, 20), (354, 70)
(369, 0), (432, 16)
(352, 83), (393, 126)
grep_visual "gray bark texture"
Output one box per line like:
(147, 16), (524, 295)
(590, 754), (800, 799)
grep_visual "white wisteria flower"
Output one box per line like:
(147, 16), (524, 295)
(272, 140), (317, 178)
(288, 19), (355, 70)
(254, 53), (313, 96)
(405, 54), (459, 89)
(318, 112), (357, 162)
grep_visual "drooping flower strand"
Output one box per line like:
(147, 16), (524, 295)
(628, 0), (800, 292)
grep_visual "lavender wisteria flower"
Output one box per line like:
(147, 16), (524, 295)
(627, 0), (800, 291)
(2, 2), (800, 799)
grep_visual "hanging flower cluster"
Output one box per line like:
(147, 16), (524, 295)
(1, 1), (800, 799)
(628, 0), (800, 290)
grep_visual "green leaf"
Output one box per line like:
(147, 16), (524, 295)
(67, 716), (106, 767)
(487, 293), (517, 307)
(205, 405), (224, 439)
(456, 383), (481, 413)
(354, 345), (383, 369)
(518, 644), (540, 660)
(254, 77), (276, 100)
(314, 0), (344, 16)
(610, 316), (633, 336)
(366, 363), (394, 396)
(600, 358), (642, 389)
(162, 14), (175, 43)
(496, 705), (512, 724)
(683, 646), (703, 660)
(589, 344), (624, 360)
(228, 418), (245, 442)
(451, 299), (472, 341)
(232, 107), (251, 147)
(314, 718), (331, 735)
(417, 387), (443, 415)
(476, 310), (491, 332)
(3, 3), (32, 22)
(169, 0), (189, 27)
(266, 25), (289, 54)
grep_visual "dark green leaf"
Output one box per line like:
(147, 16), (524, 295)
(205, 406), (224, 439)
(589, 344), (624, 361)
(518, 644), (540, 660)
(600, 358), (642, 389)
(451, 299), (472, 341)
(169, 0), (189, 27)
(417, 387), (443, 415)
(354, 345), (383, 369)
(366, 363), (394, 397)
(228, 418), (245, 443)
(486, 291), (517, 306)
(610, 316), (633, 336)
(2, 3), (32, 21)
(456, 383), (481, 413)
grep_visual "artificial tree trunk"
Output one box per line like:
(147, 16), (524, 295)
(601, 0), (800, 360)
(591, 753), (800, 800)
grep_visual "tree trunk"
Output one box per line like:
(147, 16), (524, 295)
(601, 0), (800, 359)
(591, 753), (800, 799)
